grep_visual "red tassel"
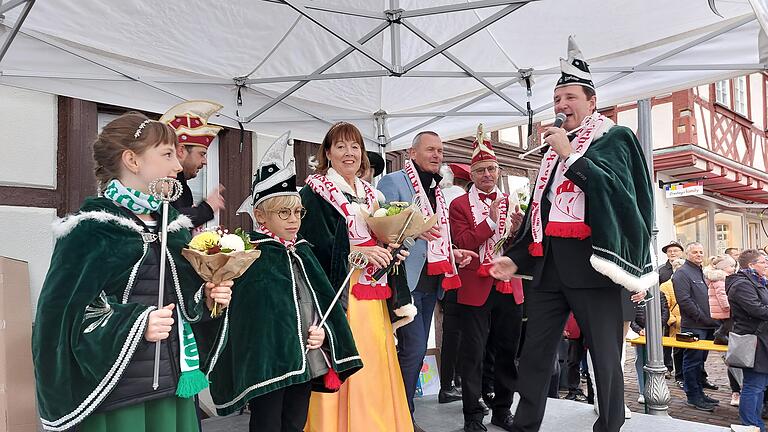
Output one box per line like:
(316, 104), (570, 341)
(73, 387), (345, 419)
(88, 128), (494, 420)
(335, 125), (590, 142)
(544, 221), (592, 240)
(427, 260), (453, 275)
(496, 280), (513, 294)
(477, 263), (492, 278)
(351, 283), (392, 300)
(442, 274), (462, 290)
(324, 368), (342, 391)
(528, 242), (543, 257)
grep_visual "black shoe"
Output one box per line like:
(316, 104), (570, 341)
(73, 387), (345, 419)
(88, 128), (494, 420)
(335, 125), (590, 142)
(413, 423), (426, 432)
(464, 418), (488, 432)
(702, 380), (719, 390)
(566, 389), (587, 402)
(761, 404), (768, 419)
(478, 398), (490, 415)
(702, 394), (720, 405)
(685, 399), (715, 412)
(676, 380), (685, 390)
(490, 411), (514, 431)
(438, 386), (462, 403)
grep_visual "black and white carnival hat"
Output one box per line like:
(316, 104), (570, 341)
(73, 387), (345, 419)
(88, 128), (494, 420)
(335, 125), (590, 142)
(555, 36), (595, 91)
(236, 131), (298, 220)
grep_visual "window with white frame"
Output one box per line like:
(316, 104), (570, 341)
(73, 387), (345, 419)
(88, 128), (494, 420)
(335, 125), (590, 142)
(715, 80), (731, 107)
(734, 76), (747, 116)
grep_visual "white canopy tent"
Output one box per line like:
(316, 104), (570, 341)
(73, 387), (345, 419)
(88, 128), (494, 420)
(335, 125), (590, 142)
(1, 0), (766, 151)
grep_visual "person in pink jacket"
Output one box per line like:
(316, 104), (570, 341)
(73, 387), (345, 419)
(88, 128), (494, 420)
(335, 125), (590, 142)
(706, 255), (737, 321)
(705, 253), (738, 405)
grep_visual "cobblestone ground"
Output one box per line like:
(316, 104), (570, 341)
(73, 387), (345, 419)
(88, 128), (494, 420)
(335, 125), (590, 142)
(623, 345), (739, 428)
(561, 344), (741, 428)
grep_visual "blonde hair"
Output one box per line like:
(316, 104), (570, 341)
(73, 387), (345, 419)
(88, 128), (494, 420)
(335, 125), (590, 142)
(711, 254), (736, 271)
(671, 258), (686, 272)
(93, 112), (177, 191)
(255, 194), (301, 212)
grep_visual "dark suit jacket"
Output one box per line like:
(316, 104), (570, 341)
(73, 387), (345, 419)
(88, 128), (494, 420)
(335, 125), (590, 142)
(506, 158), (613, 290)
(658, 261), (673, 285)
(171, 172), (214, 228)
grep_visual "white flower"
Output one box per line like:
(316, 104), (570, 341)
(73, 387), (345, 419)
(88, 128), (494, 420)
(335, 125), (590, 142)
(219, 233), (245, 252)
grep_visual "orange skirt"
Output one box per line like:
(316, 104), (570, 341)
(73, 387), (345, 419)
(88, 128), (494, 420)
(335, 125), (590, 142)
(305, 273), (413, 432)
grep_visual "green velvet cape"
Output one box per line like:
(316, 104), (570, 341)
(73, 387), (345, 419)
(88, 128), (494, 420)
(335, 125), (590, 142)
(577, 126), (657, 291)
(205, 232), (362, 416)
(32, 197), (212, 431)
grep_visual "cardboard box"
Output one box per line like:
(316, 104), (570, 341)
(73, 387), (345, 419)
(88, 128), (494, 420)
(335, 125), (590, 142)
(0, 257), (38, 432)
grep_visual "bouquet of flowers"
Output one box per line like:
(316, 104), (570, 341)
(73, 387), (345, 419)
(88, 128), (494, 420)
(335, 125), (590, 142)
(362, 200), (438, 244)
(181, 227), (261, 317)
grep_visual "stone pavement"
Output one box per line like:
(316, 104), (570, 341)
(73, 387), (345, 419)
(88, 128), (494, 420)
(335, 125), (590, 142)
(622, 344), (740, 428)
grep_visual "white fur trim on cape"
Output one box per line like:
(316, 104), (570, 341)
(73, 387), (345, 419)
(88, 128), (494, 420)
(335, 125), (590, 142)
(589, 255), (658, 293)
(53, 211), (192, 239)
(391, 303), (418, 332)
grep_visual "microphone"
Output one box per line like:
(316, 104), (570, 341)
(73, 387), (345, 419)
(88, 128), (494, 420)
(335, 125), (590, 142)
(371, 237), (416, 281)
(539, 112), (568, 154)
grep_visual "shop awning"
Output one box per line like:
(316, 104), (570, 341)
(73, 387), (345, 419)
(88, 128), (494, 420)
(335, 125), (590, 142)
(653, 144), (768, 204)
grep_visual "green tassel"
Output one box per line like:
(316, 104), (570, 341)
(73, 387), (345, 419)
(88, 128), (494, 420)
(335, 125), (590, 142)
(176, 369), (209, 398)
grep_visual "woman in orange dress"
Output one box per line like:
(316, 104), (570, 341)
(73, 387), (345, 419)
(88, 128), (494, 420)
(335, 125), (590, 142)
(300, 122), (415, 432)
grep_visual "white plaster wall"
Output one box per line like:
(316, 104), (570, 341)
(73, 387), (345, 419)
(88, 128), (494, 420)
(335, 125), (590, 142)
(0, 85), (57, 188)
(0, 206), (57, 319)
(750, 74), (764, 130)
(616, 107), (638, 132)
(652, 103), (674, 149)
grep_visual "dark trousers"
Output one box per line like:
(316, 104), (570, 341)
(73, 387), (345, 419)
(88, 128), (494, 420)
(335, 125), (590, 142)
(483, 333), (497, 395)
(459, 289), (523, 418)
(673, 347), (684, 381)
(440, 290), (462, 389)
(248, 381), (312, 432)
(663, 346), (674, 372)
(397, 289), (438, 415)
(512, 282), (625, 432)
(566, 337), (587, 391)
(681, 327), (715, 401)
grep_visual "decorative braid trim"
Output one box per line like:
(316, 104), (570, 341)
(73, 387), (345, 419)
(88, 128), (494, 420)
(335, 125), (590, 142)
(40, 307), (154, 431)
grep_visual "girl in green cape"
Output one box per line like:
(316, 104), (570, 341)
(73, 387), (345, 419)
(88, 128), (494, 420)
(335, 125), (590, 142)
(32, 112), (233, 432)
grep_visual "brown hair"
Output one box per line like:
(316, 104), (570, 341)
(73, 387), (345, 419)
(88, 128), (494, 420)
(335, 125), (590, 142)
(739, 249), (764, 269)
(313, 122), (370, 177)
(93, 112), (178, 191)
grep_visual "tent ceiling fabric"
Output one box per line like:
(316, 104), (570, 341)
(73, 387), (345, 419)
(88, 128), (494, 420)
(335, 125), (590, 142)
(1, 0), (765, 151)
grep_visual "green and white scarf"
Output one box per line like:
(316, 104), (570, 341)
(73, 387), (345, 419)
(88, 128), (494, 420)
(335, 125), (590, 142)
(103, 179), (161, 215)
(104, 178), (208, 398)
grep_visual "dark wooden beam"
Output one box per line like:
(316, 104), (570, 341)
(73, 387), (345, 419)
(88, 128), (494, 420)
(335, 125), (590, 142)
(0, 186), (59, 208)
(218, 128), (253, 230)
(58, 97), (98, 215)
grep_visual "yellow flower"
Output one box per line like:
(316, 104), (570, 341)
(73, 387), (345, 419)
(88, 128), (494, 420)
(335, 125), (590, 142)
(189, 231), (221, 252)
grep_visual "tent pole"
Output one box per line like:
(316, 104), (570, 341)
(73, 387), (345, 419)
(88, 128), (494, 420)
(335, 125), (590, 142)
(638, 98), (671, 416)
(388, 0), (403, 75)
(0, 0), (33, 65)
(401, 17), (527, 114)
(374, 110), (388, 176)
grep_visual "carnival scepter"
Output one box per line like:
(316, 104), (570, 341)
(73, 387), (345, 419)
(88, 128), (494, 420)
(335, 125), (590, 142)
(307, 251), (369, 353)
(148, 177), (183, 390)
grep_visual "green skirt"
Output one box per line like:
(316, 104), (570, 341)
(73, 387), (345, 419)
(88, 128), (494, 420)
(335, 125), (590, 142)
(78, 396), (198, 432)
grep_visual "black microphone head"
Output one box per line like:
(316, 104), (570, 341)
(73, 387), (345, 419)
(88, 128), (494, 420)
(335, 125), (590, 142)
(553, 112), (567, 128)
(403, 237), (416, 248)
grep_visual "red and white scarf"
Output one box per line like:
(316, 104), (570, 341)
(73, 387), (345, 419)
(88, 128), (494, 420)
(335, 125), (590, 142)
(467, 185), (523, 303)
(256, 224), (296, 248)
(305, 169), (391, 300)
(403, 159), (461, 289)
(529, 112), (614, 256)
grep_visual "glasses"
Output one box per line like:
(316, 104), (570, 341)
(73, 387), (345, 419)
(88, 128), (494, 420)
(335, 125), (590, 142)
(269, 208), (307, 220)
(471, 165), (498, 175)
